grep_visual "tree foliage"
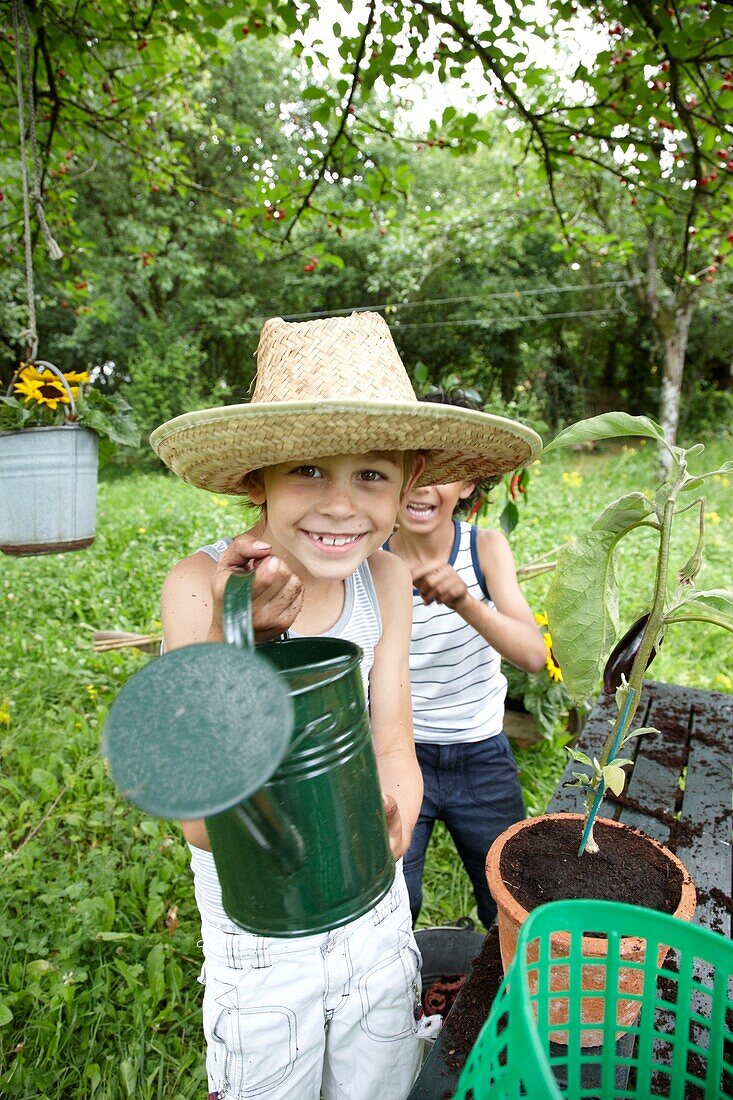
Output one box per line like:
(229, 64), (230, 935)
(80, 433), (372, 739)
(0, 1), (730, 444)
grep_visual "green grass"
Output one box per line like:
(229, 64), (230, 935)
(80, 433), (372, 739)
(1, 440), (730, 1096)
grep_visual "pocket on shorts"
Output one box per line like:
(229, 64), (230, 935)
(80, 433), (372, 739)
(357, 926), (422, 1042)
(204, 975), (298, 1098)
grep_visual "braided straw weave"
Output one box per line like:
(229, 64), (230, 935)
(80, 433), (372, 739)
(151, 312), (542, 495)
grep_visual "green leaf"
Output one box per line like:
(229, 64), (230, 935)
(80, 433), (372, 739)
(545, 532), (620, 701)
(0, 1003), (13, 1026)
(500, 501), (519, 536)
(621, 725), (659, 744)
(591, 492), (655, 534)
(147, 943), (166, 1006)
(544, 413), (666, 454)
(663, 590), (733, 633)
(602, 763), (627, 796)
(566, 748), (593, 766)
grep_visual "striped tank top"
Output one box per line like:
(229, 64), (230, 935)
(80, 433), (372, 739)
(388, 521), (506, 744)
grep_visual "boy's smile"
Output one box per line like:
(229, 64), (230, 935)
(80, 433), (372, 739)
(399, 481), (475, 533)
(250, 453), (413, 583)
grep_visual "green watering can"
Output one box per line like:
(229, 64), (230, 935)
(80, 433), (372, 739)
(104, 572), (395, 936)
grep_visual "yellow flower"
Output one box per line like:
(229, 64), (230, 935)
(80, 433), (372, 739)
(707, 512), (721, 525)
(85, 684), (98, 701)
(13, 374), (69, 409)
(561, 471), (583, 489)
(0, 706), (10, 726)
(715, 672), (732, 691)
(534, 611), (549, 628)
(13, 364), (87, 407)
(543, 631), (563, 682)
(137, 527), (147, 534)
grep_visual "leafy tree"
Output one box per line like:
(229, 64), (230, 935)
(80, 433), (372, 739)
(259, 0), (733, 459)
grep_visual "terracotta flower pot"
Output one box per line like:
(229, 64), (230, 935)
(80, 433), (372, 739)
(486, 813), (697, 1046)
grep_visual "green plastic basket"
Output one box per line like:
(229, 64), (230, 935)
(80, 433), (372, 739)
(453, 899), (733, 1100)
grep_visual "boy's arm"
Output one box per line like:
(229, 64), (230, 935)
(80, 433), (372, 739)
(368, 549), (423, 860)
(161, 532), (303, 650)
(412, 529), (546, 674)
(161, 533), (304, 852)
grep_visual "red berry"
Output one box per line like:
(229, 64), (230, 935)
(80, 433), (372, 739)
(136, 40), (148, 51)
(241, 26), (250, 35)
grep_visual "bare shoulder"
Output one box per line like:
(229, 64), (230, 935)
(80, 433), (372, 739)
(475, 526), (521, 589)
(367, 546), (412, 597)
(476, 526), (514, 565)
(161, 550), (218, 648)
(162, 549), (216, 605)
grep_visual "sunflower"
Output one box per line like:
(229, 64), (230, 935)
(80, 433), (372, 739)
(543, 630), (563, 683)
(13, 372), (70, 410)
(13, 364), (88, 408)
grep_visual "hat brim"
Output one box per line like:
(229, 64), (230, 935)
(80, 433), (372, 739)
(150, 400), (542, 495)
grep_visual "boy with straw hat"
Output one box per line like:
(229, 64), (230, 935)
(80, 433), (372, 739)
(151, 312), (541, 1099)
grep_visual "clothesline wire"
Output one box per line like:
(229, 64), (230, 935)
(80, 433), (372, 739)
(268, 279), (639, 323)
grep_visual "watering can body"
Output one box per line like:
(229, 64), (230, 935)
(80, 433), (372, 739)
(104, 573), (395, 937)
(207, 635), (394, 936)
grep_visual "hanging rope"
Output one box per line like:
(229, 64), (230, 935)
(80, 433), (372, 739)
(11, 0), (63, 363)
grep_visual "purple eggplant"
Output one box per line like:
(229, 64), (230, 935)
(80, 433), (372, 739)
(603, 614), (658, 694)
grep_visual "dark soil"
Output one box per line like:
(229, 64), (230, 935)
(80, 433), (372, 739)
(441, 930), (504, 1074)
(500, 817), (684, 913)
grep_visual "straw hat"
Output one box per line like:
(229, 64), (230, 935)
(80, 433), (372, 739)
(150, 312), (541, 494)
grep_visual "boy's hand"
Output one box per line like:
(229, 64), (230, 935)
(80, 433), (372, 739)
(411, 561), (469, 611)
(211, 533), (304, 642)
(383, 793), (407, 859)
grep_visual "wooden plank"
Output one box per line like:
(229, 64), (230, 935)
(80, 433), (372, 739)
(547, 692), (618, 814)
(614, 683), (689, 844)
(676, 690), (733, 936)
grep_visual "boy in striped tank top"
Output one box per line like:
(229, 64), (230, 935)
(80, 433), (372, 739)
(386, 391), (547, 931)
(150, 318), (541, 1099)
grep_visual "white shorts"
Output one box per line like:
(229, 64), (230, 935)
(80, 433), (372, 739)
(198, 861), (422, 1099)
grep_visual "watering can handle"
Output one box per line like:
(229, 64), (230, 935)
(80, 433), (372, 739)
(219, 570), (306, 875)
(223, 571), (256, 650)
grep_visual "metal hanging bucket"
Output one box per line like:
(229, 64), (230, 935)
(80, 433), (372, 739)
(0, 425), (98, 556)
(104, 571), (395, 936)
(0, 362), (98, 556)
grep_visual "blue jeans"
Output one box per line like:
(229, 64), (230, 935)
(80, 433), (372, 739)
(404, 733), (525, 930)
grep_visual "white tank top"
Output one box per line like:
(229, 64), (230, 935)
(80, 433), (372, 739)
(388, 521), (506, 744)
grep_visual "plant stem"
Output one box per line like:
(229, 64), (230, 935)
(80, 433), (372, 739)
(579, 466), (683, 856)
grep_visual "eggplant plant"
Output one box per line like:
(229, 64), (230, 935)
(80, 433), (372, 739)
(543, 413), (733, 856)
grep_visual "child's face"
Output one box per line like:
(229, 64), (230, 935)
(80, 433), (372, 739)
(398, 480), (475, 534)
(250, 453), (412, 581)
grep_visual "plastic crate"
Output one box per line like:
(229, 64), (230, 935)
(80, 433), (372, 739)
(453, 899), (733, 1099)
